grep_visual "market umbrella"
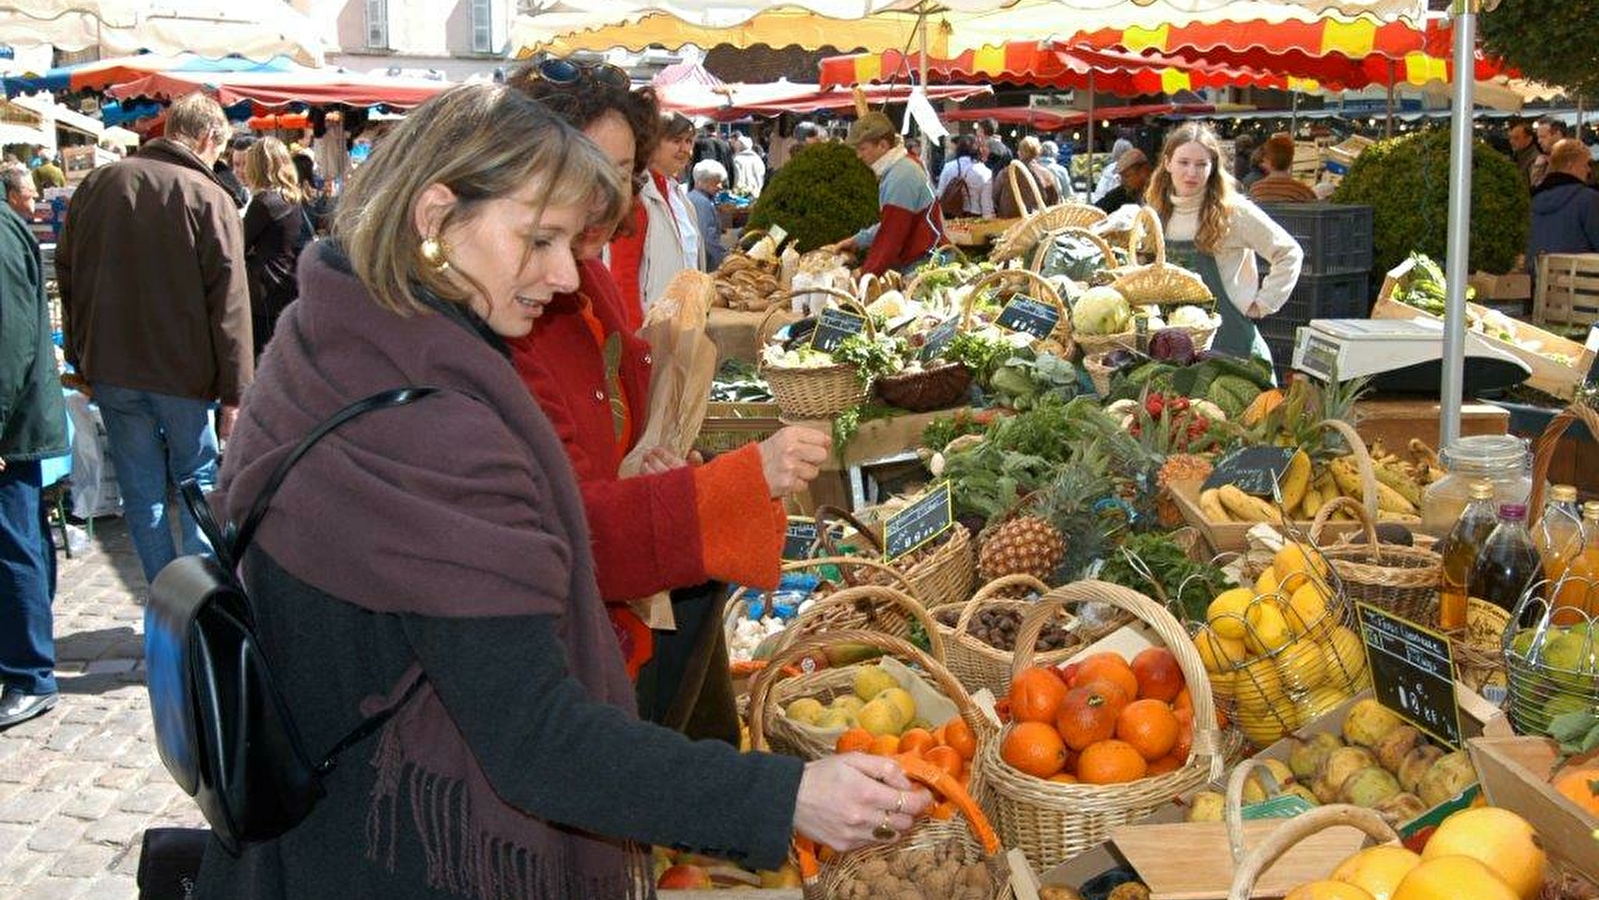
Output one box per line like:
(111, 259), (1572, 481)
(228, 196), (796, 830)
(655, 78), (989, 120)
(106, 70), (454, 111)
(0, 0), (325, 66)
(819, 43), (1290, 93)
(940, 101), (1216, 131)
(2, 51), (308, 99)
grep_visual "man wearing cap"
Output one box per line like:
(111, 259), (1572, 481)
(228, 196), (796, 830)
(828, 111), (944, 276)
(1095, 148), (1151, 213)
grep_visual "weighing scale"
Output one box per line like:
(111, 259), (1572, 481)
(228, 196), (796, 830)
(1291, 318), (1531, 393)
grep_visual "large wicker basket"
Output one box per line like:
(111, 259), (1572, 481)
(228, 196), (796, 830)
(977, 580), (1226, 872)
(758, 289), (874, 420)
(816, 504), (976, 611)
(958, 268), (1073, 353)
(942, 574), (1089, 697)
(1109, 207), (1215, 306)
(798, 748), (1013, 900)
(874, 362), (974, 413)
(695, 401), (783, 454)
(991, 162), (1109, 264)
(747, 626), (979, 762)
(725, 556), (923, 656)
(1309, 496), (1443, 626)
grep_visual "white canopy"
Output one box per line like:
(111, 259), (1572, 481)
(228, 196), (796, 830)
(0, 0), (326, 66)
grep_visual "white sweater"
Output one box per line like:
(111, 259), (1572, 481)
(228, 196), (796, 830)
(1162, 191), (1303, 317)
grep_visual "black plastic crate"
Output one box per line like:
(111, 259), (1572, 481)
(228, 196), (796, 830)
(1273, 271), (1371, 326)
(1258, 202), (1374, 277)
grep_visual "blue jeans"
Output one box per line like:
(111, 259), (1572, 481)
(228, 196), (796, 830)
(93, 385), (217, 583)
(0, 460), (55, 695)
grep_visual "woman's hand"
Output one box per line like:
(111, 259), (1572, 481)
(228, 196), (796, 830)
(792, 754), (933, 851)
(1246, 301), (1267, 319)
(757, 427), (831, 497)
(640, 447), (687, 475)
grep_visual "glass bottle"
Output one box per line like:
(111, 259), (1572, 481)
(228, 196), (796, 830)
(1439, 481), (1498, 631)
(1420, 435), (1533, 538)
(1470, 503), (1545, 633)
(1558, 501), (1599, 624)
(1539, 485), (1587, 624)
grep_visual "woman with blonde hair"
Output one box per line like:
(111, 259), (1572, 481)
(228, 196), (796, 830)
(193, 84), (928, 899)
(1145, 121), (1303, 367)
(241, 136), (311, 357)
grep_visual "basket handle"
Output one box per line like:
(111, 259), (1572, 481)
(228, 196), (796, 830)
(954, 574), (1051, 636)
(1308, 495), (1381, 562)
(782, 582), (948, 661)
(857, 271), (885, 306)
(1317, 418), (1381, 524)
(958, 268), (1072, 346)
(1007, 159), (1048, 216)
(1027, 225), (1119, 277)
(814, 504), (887, 558)
(1012, 580), (1224, 782)
(1224, 759), (1290, 864)
(1226, 805), (1399, 900)
(756, 304), (795, 348)
(1126, 205), (1167, 269)
(747, 628), (990, 755)
(1529, 404), (1599, 522)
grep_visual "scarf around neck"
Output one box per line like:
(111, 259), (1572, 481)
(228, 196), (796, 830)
(872, 144), (909, 179)
(219, 242), (649, 900)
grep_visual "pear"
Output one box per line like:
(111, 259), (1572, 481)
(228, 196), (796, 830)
(1416, 750), (1477, 807)
(1342, 697), (1404, 748)
(1338, 766), (1402, 808)
(1372, 724), (1423, 774)
(1243, 758), (1298, 803)
(815, 708), (855, 730)
(1281, 784), (1321, 807)
(876, 687), (916, 726)
(1315, 746), (1378, 804)
(853, 667), (899, 703)
(856, 698), (903, 736)
(1288, 732), (1345, 782)
(785, 697), (825, 725)
(1373, 791), (1428, 826)
(1186, 790), (1225, 822)
(1398, 744), (1446, 794)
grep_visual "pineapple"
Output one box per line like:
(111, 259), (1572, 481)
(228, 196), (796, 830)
(978, 514), (1067, 583)
(1156, 453), (1215, 528)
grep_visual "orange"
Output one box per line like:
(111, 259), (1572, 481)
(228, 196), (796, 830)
(1117, 699), (1180, 761)
(1070, 652), (1139, 701)
(1000, 721), (1068, 779)
(869, 734), (900, 756)
(944, 717), (978, 761)
(924, 745), (963, 779)
(931, 723), (948, 747)
(1008, 667), (1069, 724)
(1420, 808), (1545, 900)
(1131, 647), (1185, 703)
(899, 728), (936, 755)
(1173, 687), (1193, 714)
(835, 727), (873, 754)
(1048, 772), (1079, 784)
(1147, 754), (1183, 775)
(1552, 766), (1599, 817)
(1077, 739), (1149, 785)
(1056, 682), (1125, 752)
(928, 801), (955, 821)
(1171, 708), (1194, 762)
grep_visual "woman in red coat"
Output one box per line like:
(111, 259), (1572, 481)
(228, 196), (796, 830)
(504, 62), (830, 740)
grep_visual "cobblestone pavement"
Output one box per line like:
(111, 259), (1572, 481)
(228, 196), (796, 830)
(3, 517), (202, 900)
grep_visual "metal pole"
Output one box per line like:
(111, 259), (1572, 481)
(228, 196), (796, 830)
(1086, 71), (1097, 190)
(1440, 2), (1478, 449)
(1290, 90), (1299, 137)
(918, 10), (931, 164)
(1386, 60), (1397, 139)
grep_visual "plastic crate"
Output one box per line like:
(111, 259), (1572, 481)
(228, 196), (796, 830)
(1273, 271), (1371, 326)
(1258, 202), (1374, 277)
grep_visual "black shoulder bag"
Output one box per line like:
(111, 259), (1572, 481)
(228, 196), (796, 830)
(144, 387), (443, 857)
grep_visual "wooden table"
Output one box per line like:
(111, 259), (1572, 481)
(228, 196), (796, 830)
(1352, 396), (1509, 453)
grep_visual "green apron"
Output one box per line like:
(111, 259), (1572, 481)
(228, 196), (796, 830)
(1165, 239), (1274, 367)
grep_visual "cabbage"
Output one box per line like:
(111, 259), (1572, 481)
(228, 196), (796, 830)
(1169, 305), (1215, 329)
(1071, 286), (1132, 335)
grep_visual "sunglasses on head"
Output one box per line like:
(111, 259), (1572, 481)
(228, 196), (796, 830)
(535, 58), (631, 90)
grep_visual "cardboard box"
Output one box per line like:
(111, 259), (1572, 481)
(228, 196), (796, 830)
(1469, 271), (1532, 302)
(1468, 735), (1599, 885)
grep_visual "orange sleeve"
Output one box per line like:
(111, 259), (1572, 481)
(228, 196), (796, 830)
(692, 444), (786, 591)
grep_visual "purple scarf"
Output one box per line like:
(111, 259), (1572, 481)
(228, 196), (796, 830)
(219, 244), (649, 899)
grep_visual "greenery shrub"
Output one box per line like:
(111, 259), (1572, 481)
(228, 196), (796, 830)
(1480, 1), (1598, 99)
(746, 141), (880, 252)
(1331, 126), (1529, 277)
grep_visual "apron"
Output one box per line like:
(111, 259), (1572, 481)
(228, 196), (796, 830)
(1166, 239), (1274, 368)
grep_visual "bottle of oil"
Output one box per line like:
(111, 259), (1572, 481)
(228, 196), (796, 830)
(1439, 481), (1498, 631)
(1541, 486), (1589, 624)
(1470, 503), (1545, 632)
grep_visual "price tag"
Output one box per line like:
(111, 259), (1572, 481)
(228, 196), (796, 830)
(781, 517), (844, 562)
(995, 294), (1061, 341)
(1201, 446), (1297, 498)
(1240, 795), (1317, 821)
(920, 318), (960, 362)
(883, 482), (954, 563)
(809, 307), (868, 353)
(1356, 603), (1463, 748)
(1134, 314), (1150, 339)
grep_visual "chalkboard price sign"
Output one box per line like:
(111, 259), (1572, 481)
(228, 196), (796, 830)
(1202, 445), (1297, 499)
(782, 517), (844, 562)
(809, 307), (868, 353)
(884, 482), (954, 562)
(995, 295), (1061, 341)
(1356, 603), (1463, 748)
(920, 318), (960, 362)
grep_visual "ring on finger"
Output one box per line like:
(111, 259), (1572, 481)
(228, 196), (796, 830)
(894, 792), (905, 814)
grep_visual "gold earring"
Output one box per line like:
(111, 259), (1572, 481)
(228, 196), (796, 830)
(419, 236), (452, 273)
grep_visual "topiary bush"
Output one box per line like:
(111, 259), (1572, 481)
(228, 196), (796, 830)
(746, 141), (880, 252)
(1331, 126), (1529, 277)
(1480, 1), (1599, 100)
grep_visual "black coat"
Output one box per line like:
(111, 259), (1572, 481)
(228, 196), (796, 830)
(0, 205), (66, 461)
(243, 190), (309, 356)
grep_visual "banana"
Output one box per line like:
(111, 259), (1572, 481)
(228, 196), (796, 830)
(1218, 484), (1282, 524)
(1277, 450), (1312, 512)
(1372, 462), (1424, 507)
(1199, 488), (1233, 522)
(1331, 457), (1420, 515)
(1329, 457), (1365, 500)
(1298, 484), (1324, 520)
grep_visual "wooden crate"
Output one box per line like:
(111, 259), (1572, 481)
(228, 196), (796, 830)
(1166, 479), (1364, 554)
(1534, 253), (1599, 328)
(1371, 290), (1595, 401)
(1469, 735), (1599, 885)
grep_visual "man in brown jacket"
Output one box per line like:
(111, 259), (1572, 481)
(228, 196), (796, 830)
(59, 92), (252, 584)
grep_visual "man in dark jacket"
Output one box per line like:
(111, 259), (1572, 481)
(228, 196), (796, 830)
(1508, 121), (1540, 189)
(1527, 138), (1599, 277)
(0, 167), (68, 729)
(58, 91), (252, 585)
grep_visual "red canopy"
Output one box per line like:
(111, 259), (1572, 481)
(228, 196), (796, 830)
(940, 103), (1215, 132)
(106, 70), (453, 110)
(656, 80), (990, 120)
(819, 43), (1288, 93)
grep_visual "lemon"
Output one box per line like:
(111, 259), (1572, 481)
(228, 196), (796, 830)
(785, 697), (825, 725)
(853, 667), (899, 703)
(1208, 588), (1256, 640)
(1246, 601), (1294, 655)
(857, 698), (903, 736)
(1275, 641), (1330, 692)
(1255, 566), (1282, 597)
(1286, 581), (1333, 638)
(1196, 626), (1249, 673)
(1235, 658), (1287, 709)
(1209, 669), (1239, 698)
(1235, 706), (1294, 747)
(1275, 542), (1331, 594)
(876, 687), (916, 726)
(1322, 626), (1369, 688)
(815, 708), (856, 730)
(1296, 685), (1353, 723)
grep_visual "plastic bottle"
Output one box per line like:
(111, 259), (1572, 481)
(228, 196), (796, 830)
(1439, 481), (1498, 631)
(1539, 485), (1588, 624)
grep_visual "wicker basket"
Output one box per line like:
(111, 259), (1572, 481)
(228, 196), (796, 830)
(1309, 496), (1443, 626)
(748, 627), (983, 762)
(816, 504), (977, 611)
(798, 750), (1012, 900)
(1073, 328), (1140, 357)
(758, 289), (874, 420)
(695, 401), (783, 454)
(991, 162), (1109, 264)
(1146, 313), (1222, 352)
(978, 580), (1226, 872)
(1081, 351), (1127, 397)
(1109, 208), (1215, 306)
(1225, 805), (1399, 900)
(943, 574), (1087, 697)
(959, 268), (1073, 353)
(1027, 226), (1119, 283)
(725, 556), (923, 651)
(875, 362), (975, 413)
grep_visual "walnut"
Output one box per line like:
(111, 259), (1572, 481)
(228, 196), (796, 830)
(856, 858), (889, 880)
(1108, 883), (1152, 900)
(919, 868), (955, 897)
